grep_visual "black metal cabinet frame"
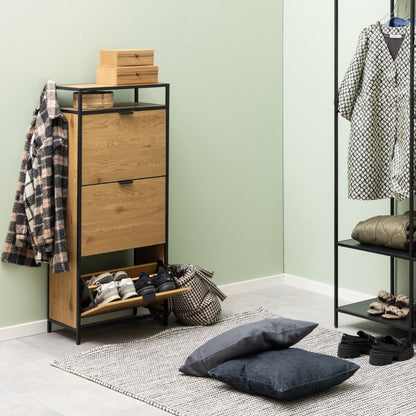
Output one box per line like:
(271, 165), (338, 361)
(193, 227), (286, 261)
(334, 0), (416, 337)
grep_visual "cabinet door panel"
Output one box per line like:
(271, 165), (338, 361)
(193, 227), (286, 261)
(82, 110), (166, 185)
(81, 177), (165, 256)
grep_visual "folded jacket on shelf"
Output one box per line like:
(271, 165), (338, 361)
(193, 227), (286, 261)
(351, 211), (416, 250)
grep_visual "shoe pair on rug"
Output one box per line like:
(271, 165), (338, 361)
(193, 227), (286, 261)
(367, 290), (416, 319)
(338, 330), (414, 366)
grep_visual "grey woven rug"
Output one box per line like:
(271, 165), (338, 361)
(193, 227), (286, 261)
(52, 308), (416, 416)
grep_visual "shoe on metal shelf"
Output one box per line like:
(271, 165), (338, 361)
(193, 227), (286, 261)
(117, 278), (138, 300)
(337, 330), (377, 358)
(369, 335), (414, 366)
(134, 272), (157, 296)
(152, 267), (176, 293)
(94, 281), (121, 306)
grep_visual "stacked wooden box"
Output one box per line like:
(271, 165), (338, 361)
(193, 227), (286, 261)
(96, 49), (158, 85)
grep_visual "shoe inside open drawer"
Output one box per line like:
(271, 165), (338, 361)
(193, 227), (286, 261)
(80, 262), (190, 318)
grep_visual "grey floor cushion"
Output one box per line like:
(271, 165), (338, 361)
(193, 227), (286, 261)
(208, 348), (360, 400)
(180, 318), (318, 376)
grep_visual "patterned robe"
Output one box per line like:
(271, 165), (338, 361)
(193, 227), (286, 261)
(338, 22), (414, 200)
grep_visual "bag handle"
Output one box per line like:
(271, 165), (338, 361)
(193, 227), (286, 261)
(196, 270), (227, 301)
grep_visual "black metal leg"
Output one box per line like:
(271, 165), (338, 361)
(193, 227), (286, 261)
(76, 329), (81, 345)
(334, 0), (339, 330)
(47, 320), (52, 333)
(162, 300), (169, 326)
(132, 307), (138, 316)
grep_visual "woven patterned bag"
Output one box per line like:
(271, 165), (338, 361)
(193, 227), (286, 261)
(169, 264), (227, 326)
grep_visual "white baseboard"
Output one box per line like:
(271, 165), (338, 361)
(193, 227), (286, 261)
(0, 319), (47, 342)
(282, 273), (373, 303)
(1, 273), (370, 342)
(219, 273), (286, 295)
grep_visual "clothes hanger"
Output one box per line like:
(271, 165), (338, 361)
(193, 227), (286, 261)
(379, 0), (396, 23)
(379, 1), (411, 27)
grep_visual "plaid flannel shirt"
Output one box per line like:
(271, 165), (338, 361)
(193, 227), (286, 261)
(2, 81), (69, 273)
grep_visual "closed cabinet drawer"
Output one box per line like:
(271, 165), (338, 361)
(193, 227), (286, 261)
(82, 110), (166, 185)
(81, 177), (165, 256)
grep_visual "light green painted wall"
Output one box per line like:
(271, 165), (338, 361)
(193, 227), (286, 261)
(283, 0), (411, 296)
(0, 0), (284, 327)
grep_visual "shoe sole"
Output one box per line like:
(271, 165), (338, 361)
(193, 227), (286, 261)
(96, 294), (121, 306)
(90, 273), (113, 285)
(120, 291), (138, 300)
(113, 272), (129, 281)
(156, 282), (176, 293)
(137, 286), (157, 296)
(369, 345), (414, 366)
(337, 343), (371, 358)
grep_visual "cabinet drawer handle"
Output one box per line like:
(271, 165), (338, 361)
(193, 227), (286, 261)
(119, 180), (134, 185)
(119, 110), (134, 115)
(136, 72), (140, 76)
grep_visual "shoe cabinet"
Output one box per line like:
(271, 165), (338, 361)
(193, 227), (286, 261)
(334, 0), (416, 338)
(48, 83), (188, 344)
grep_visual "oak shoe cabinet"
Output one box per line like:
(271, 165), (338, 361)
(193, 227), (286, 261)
(48, 83), (187, 344)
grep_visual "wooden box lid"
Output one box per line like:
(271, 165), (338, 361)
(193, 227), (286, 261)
(100, 49), (154, 67)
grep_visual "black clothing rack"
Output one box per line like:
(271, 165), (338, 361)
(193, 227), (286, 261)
(334, 0), (416, 338)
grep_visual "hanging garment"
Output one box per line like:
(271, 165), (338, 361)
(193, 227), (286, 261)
(2, 81), (69, 273)
(338, 23), (415, 200)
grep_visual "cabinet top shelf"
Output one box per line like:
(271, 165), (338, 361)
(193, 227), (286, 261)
(56, 82), (169, 91)
(60, 101), (166, 114)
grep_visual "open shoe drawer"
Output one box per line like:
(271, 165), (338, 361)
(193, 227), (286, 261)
(80, 262), (189, 318)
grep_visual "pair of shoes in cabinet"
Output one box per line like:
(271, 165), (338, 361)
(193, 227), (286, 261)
(368, 290), (416, 320)
(337, 330), (414, 366)
(94, 278), (138, 306)
(134, 268), (176, 296)
(87, 270), (129, 286)
(152, 266), (176, 292)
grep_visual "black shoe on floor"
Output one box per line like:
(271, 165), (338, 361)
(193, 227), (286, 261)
(369, 335), (414, 366)
(152, 267), (176, 292)
(337, 330), (376, 358)
(134, 272), (157, 296)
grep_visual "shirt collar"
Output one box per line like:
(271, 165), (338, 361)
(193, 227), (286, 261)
(40, 80), (62, 120)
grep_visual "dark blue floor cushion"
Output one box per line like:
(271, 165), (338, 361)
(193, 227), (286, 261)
(208, 348), (359, 401)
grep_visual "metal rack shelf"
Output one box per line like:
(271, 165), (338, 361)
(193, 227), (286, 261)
(338, 239), (416, 261)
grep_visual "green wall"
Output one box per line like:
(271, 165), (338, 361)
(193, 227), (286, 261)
(0, 0), (284, 327)
(283, 0), (409, 295)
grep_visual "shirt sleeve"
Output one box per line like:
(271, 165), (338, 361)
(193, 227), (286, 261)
(338, 27), (369, 121)
(51, 128), (69, 274)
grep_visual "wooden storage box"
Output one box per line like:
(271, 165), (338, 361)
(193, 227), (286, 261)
(96, 65), (159, 85)
(73, 91), (113, 109)
(100, 49), (154, 67)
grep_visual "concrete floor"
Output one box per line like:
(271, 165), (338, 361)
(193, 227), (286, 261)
(0, 284), (410, 416)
